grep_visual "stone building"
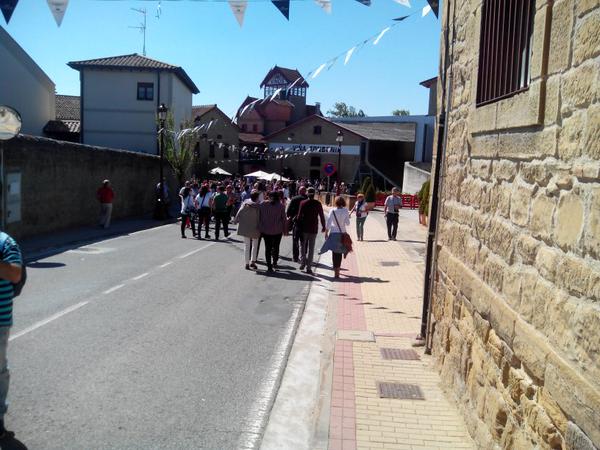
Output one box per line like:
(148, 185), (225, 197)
(426, 1), (600, 449)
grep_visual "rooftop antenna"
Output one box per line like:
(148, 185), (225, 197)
(129, 8), (147, 56)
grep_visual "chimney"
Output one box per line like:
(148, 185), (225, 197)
(315, 102), (321, 115)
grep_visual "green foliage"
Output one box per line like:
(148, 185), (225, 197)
(364, 180), (376, 203)
(327, 102), (366, 118)
(418, 179), (431, 215)
(360, 176), (372, 194)
(160, 112), (196, 186)
(392, 109), (410, 116)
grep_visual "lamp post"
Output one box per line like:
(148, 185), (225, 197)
(336, 130), (344, 195)
(154, 103), (168, 220)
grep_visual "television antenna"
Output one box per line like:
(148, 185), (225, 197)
(129, 8), (147, 56)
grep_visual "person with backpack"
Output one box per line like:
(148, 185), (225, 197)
(0, 231), (24, 438)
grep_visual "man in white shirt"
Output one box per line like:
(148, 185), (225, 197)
(383, 187), (402, 240)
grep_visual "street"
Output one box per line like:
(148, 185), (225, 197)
(7, 222), (316, 449)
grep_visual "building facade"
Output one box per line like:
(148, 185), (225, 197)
(68, 54), (199, 154)
(427, 1), (600, 449)
(0, 26), (55, 136)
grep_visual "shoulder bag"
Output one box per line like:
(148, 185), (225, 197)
(332, 211), (353, 253)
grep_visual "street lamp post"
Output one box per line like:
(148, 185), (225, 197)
(336, 130), (344, 196)
(154, 103), (168, 220)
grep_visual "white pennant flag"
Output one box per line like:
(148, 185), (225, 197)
(312, 63), (327, 79)
(228, 0), (247, 27)
(344, 47), (356, 65)
(373, 26), (391, 45)
(47, 0), (69, 26)
(393, 0), (410, 6)
(422, 4), (431, 16)
(269, 88), (283, 102)
(314, 0), (331, 13)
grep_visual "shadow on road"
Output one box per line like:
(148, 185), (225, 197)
(256, 269), (315, 282)
(316, 274), (389, 284)
(26, 262), (66, 269)
(0, 433), (28, 450)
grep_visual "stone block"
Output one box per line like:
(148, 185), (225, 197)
(571, 302), (600, 365)
(502, 265), (522, 309)
(534, 246), (561, 283)
(470, 159), (492, 180)
(530, 193), (556, 240)
(497, 128), (557, 160)
(516, 234), (541, 265)
(548, 0), (574, 74)
(513, 319), (550, 383)
(484, 254), (506, 292)
(471, 134), (498, 158)
(520, 161), (554, 186)
(584, 103), (600, 159)
(573, 10), (600, 66)
(556, 254), (592, 296)
(510, 182), (536, 227)
(576, 0), (600, 17)
(492, 160), (518, 182)
(545, 355), (600, 446)
(486, 218), (516, 263)
(496, 82), (543, 130)
(558, 111), (585, 160)
(539, 388), (568, 436)
(544, 75), (561, 126)
(473, 311), (491, 344)
(561, 62), (599, 115)
(555, 192), (585, 250)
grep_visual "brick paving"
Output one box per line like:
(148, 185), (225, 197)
(326, 210), (475, 450)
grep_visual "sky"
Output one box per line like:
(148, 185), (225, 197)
(2, 0), (441, 118)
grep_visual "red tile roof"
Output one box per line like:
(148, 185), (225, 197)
(68, 53), (199, 94)
(239, 133), (265, 144)
(192, 104), (217, 119)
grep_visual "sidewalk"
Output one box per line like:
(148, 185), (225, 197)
(262, 209), (475, 450)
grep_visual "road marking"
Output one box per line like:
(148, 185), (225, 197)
(10, 301), (89, 341)
(177, 242), (215, 259)
(132, 272), (149, 281)
(159, 261), (173, 268)
(103, 284), (125, 295)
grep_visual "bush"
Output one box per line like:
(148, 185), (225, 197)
(364, 181), (376, 203)
(418, 180), (431, 215)
(360, 176), (372, 194)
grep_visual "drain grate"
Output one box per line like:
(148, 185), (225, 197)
(380, 348), (420, 360)
(377, 382), (425, 400)
(379, 261), (399, 267)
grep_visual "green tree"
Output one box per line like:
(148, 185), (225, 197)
(418, 179), (431, 215)
(360, 176), (372, 194)
(364, 180), (376, 203)
(327, 102), (366, 118)
(392, 109), (410, 116)
(161, 113), (196, 186)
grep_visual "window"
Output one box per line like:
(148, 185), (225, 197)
(137, 82), (154, 101)
(313, 126), (322, 135)
(252, 124), (258, 132)
(310, 156), (321, 167)
(209, 142), (215, 158)
(242, 124), (247, 132)
(476, 0), (535, 106)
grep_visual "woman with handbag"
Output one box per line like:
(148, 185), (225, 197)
(180, 187), (196, 239)
(234, 191), (261, 270)
(195, 184), (212, 239)
(349, 193), (368, 241)
(320, 196), (352, 279)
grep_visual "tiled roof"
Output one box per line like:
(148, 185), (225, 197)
(239, 133), (265, 144)
(192, 104), (217, 119)
(260, 66), (309, 88)
(56, 95), (80, 120)
(67, 53), (199, 94)
(44, 119), (81, 134)
(336, 122), (416, 142)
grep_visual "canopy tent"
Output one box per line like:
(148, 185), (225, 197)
(244, 170), (272, 179)
(209, 167), (232, 176)
(269, 173), (290, 182)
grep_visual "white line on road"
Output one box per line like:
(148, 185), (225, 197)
(9, 301), (89, 341)
(131, 272), (149, 281)
(177, 243), (216, 259)
(159, 261), (173, 268)
(103, 284), (125, 295)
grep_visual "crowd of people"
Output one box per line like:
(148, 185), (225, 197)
(177, 177), (358, 277)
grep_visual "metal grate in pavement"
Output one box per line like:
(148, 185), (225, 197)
(380, 348), (420, 360)
(377, 382), (425, 400)
(379, 261), (399, 267)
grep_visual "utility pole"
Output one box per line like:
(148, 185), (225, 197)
(129, 8), (147, 56)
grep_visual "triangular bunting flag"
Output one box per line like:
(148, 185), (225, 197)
(0, 0), (18, 23)
(427, 0), (439, 17)
(228, 0), (247, 27)
(344, 47), (356, 65)
(271, 0), (289, 19)
(314, 0), (331, 14)
(422, 5), (431, 16)
(353, 0), (370, 5)
(393, 0), (410, 6)
(47, 0), (68, 26)
(373, 27), (391, 45)
(393, 15), (409, 21)
(312, 63), (326, 79)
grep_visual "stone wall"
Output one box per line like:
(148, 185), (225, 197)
(2, 135), (174, 240)
(429, 1), (600, 449)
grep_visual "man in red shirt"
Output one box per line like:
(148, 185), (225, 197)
(96, 179), (115, 229)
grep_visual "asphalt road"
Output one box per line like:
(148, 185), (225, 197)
(6, 221), (318, 450)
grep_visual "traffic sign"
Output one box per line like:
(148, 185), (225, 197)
(323, 162), (337, 177)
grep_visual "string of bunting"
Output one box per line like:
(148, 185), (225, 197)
(0, 0), (437, 27)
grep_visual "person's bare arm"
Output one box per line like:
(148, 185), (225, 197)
(0, 261), (21, 284)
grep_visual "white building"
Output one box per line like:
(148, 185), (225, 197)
(68, 53), (199, 154)
(0, 26), (55, 136)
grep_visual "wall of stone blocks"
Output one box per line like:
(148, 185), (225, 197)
(2, 135), (175, 240)
(429, 0), (600, 449)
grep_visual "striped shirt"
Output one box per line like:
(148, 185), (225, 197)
(258, 202), (287, 235)
(0, 233), (23, 327)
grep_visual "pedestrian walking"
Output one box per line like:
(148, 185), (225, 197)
(384, 187), (402, 240)
(0, 231), (24, 439)
(286, 186), (308, 262)
(296, 187), (326, 274)
(212, 186), (230, 240)
(259, 191), (288, 273)
(349, 193), (369, 241)
(234, 191), (261, 270)
(195, 185), (212, 239)
(320, 196), (351, 279)
(180, 187), (196, 238)
(96, 179), (114, 229)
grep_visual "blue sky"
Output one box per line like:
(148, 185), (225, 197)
(3, 0), (440, 117)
